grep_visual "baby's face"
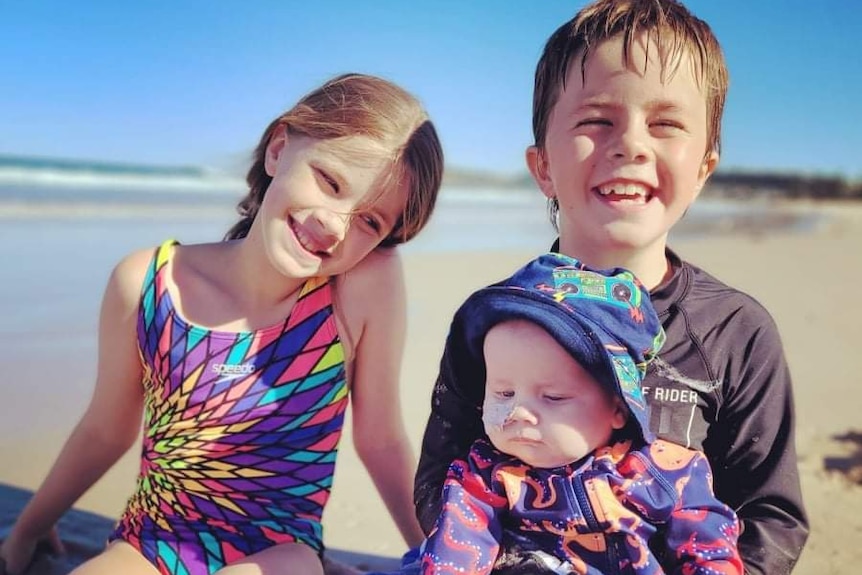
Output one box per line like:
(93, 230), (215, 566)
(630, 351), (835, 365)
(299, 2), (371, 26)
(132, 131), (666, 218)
(482, 320), (626, 468)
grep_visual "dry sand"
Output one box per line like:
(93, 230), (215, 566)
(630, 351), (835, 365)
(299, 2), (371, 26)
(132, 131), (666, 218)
(2, 200), (860, 573)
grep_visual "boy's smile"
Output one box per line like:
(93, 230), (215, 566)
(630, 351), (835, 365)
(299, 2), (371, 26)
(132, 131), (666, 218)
(528, 32), (718, 283)
(595, 179), (653, 204)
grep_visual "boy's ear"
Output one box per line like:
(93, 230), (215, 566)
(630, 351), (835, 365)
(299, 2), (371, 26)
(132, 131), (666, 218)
(525, 145), (556, 200)
(694, 148), (720, 199)
(264, 124), (289, 177)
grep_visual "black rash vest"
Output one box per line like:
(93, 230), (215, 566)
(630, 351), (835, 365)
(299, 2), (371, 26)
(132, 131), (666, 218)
(414, 248), (808, 575)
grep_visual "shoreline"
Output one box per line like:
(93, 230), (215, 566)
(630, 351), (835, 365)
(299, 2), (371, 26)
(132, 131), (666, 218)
(0, 197), (849, 249)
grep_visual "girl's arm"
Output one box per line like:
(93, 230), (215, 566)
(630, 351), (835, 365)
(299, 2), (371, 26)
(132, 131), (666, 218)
(338, 248), (425, 548)
(0, 250), (149, 574)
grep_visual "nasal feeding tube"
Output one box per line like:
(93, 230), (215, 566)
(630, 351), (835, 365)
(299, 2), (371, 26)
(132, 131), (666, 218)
(483, 401), (522, 432)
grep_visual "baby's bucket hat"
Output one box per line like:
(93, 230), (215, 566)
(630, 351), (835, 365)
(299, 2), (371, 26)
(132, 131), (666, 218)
(457, 253), (665, 442)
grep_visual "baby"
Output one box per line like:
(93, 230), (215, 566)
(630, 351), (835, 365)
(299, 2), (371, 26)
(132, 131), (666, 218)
(419, 253), (742, 575)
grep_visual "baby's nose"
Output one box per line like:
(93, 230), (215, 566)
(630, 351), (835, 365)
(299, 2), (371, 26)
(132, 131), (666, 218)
(504, 403), (538, 426)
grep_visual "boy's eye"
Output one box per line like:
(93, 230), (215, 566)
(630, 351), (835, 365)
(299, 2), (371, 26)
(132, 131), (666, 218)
(651, 119), (685, 133)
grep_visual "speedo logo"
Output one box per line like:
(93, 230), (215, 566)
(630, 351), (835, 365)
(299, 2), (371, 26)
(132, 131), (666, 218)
(212, 363), (256, 382)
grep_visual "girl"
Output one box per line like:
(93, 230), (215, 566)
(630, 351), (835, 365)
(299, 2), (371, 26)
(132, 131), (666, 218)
(1, 73), (443, 575)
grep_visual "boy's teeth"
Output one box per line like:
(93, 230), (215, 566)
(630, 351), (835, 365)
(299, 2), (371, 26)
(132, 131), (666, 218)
(597, 183), (648, 197)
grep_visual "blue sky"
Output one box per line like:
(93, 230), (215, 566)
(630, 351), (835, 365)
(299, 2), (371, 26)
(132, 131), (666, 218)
(2, 1), (860, 177)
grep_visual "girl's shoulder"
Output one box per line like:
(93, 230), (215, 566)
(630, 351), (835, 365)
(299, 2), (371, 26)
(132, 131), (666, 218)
(332, 247), (406, 352)
(107, 240), (222, 311)
(339, 246), (404, 293)
(108, 244), (163, 304)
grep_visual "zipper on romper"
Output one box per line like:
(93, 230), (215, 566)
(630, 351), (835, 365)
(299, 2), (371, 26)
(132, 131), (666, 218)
(571, 474), (621, 574)
(572, 475), (599, 530)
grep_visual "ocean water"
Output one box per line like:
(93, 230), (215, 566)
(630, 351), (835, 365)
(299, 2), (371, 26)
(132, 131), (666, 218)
(0, 156), (826, 345)
(0, 156), (826, 335)
(0, 154), (823, 247)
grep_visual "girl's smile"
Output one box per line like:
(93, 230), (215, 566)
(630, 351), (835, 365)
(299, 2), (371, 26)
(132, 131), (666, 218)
(289, 215), (336, 258)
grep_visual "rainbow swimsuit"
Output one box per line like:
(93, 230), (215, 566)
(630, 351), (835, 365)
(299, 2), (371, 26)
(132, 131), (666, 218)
(109, 240), (348, 575)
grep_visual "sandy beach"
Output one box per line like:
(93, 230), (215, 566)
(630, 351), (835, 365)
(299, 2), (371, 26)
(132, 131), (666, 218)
(1, 200), (861, 573)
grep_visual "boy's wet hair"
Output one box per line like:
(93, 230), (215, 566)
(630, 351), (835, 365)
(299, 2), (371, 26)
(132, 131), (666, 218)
(533, 0), (728, 156)
(226, 73), (443, 247)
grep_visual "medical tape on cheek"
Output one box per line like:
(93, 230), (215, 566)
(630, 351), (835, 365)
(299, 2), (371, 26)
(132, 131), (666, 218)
(482, 401), (518, 432)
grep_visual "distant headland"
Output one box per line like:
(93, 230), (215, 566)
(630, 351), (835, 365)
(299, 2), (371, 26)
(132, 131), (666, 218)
(1, 153), (859, 202)
(443, 165), (862, 201)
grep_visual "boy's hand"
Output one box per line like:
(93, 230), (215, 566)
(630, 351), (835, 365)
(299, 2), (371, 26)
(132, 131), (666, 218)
(0, 527), (65, 575)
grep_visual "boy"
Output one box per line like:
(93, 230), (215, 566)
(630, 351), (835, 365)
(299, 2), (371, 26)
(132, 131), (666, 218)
(420, 253), (742, 574)
(414, 1), (808, 573)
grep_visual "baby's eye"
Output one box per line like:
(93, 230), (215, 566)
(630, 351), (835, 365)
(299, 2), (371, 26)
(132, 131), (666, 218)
(544, 394), (569, 402)
(495, 390), (514, 399)
(576, 117), (612, 128)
